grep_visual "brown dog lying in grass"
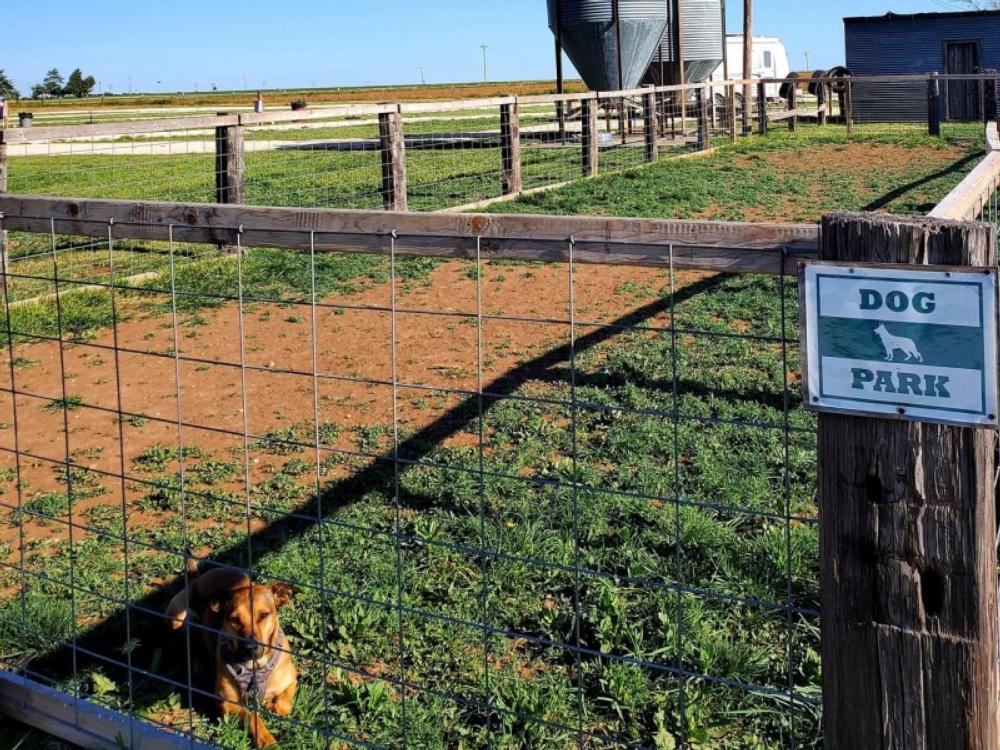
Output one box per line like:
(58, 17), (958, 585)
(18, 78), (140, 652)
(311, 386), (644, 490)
(166, 567), (297, 748)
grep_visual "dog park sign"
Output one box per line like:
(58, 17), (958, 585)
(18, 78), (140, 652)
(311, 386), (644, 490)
(801, 262), (998, 428)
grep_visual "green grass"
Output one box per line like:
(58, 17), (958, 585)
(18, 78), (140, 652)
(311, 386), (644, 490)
(492, 123), (985, 220)
(0, 270), (820, 748)
(0, 121), (986, 748)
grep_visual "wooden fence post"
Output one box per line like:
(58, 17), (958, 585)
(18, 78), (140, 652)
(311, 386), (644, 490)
(757, 81), (768, 136)
(378, 107), (408, 212)
(556, 100), (567, 144)
(817, 81), (827, 126)
(215, 113), (245, 205)
(928, 72), (941, 137)
(581, 98), (599, 177)
(500, 100), (522, 196)
(695, 86), (710, 151)
(727, 84), (737, 142)
(787, 81), (797, 132)
(983, 72), (997, 124)
(818, 212), (999, 750)
(642, 88), (658, 162)
(844, 80), (854, 137)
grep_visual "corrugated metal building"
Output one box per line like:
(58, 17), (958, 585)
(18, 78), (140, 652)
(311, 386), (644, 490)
(844, 9), (1000, 122)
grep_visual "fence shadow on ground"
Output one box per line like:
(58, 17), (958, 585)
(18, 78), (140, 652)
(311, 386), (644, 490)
(22, 272), (734, 729)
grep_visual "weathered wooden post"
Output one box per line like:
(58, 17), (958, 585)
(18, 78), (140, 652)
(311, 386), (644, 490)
(757, 81), (768, 136)
(642, 88), (658, 162)
(983, 71), (997, 124)
(844, 80), (854, 137)
(727, 83), (737, 142)
(817, 212), (1000, 750)
(695, 86), (710, 151)
(581, 97), (599, 177)
(378, 106), (408, 211)
(928, 72), (941, 137)
(817, 80), (827, 126)
(215, 113), (245, 205)
(786, 79), (797, 132)
(499, 100), (522, 196)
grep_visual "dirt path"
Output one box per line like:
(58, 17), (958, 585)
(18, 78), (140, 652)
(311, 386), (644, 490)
(0, 259), (704, 549)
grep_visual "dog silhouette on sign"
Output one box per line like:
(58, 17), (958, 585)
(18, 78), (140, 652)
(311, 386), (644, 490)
(874, 323), (922, 362)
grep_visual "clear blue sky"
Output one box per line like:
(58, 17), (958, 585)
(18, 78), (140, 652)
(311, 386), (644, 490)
(4, 0), (961, 94)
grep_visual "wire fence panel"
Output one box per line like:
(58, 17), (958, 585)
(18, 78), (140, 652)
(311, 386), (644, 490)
(0, 204), (821, 748)
(242, 114), (386, 210)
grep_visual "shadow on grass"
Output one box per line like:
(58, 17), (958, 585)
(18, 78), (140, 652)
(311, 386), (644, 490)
(862, 150), (981, 213)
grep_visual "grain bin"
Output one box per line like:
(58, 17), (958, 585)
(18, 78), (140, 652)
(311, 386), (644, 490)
(643, 0), (725, 85)
(548, 0), (669, 91)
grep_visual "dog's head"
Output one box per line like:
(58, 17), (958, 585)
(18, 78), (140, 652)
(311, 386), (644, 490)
(874, 323), (887, 335)
(209, 581), (294, 662)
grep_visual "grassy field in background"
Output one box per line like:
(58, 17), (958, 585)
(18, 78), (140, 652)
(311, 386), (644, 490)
(0, 121), (987, 749)
(11, 80), (589, 125)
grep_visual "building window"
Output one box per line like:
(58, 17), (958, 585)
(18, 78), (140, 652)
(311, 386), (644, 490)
(763, 50), (772, 68)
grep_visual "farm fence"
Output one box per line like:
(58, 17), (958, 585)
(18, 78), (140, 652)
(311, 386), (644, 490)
(0, 83), (997, 750)
(0, 193), (825, 748)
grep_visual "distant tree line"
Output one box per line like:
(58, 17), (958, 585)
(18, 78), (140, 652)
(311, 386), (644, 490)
(29, 68), (97, 99)
(0, 68), (101, 100)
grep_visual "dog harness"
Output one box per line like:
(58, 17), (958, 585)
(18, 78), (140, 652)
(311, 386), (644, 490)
(220, 627), (287, 701)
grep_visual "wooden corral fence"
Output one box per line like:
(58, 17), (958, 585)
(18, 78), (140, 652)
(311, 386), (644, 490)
(2, 159), (1000, 746)
(1, 81), (1000, 750)
(2, 74), (993, 219)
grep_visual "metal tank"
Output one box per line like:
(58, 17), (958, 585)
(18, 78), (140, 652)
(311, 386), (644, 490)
(643, 0), (725, 85)
(548, 0), (669, 91)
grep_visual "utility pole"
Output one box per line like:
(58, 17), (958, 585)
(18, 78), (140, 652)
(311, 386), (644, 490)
(742, 0), (752, 133)
(804, 50), (811, 69)
(419, 67), (426, 86)
(480, 44), (489, 83)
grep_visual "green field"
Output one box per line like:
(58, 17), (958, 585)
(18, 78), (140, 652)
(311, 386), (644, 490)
(0, 121), (986, 749)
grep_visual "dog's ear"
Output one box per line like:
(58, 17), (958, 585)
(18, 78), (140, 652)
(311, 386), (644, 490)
(270, 582), (295, 608)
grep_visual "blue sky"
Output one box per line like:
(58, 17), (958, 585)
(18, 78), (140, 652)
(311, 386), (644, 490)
(4, 0), (962, 94)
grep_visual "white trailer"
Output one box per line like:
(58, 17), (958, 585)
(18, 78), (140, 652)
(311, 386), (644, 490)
(712, 34), (791, 100)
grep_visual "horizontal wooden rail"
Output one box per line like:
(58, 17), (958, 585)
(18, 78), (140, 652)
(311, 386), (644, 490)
(768, 107), (824, 122)
(0, 671), (214, 749)
(4, 74), (997, 146)
(929, 122), (1000, 221)
(0, 195), (818, 276)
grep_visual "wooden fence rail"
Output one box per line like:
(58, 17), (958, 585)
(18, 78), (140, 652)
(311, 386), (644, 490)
(929, 121), (1000, 221)
(0, 194), (818, 276)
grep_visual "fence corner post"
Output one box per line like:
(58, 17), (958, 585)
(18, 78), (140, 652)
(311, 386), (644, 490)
(642, 87), (658, 162)
(500, 98), (522, 196)
(928, 72), (941, 137)
(817, 81), (827, 126)
(818, 212), (999, 750)
(581, 97), (598, 177)
(378, 105), (408, 212)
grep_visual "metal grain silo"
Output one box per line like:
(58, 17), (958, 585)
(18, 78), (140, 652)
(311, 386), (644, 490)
(548, 0), (669, 91)
(643, 0), (725, 85)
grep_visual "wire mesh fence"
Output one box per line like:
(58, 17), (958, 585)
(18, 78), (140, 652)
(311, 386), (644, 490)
(0, 200), (824, 748)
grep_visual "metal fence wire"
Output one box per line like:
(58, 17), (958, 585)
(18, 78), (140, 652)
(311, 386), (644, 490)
(0, 207), (821, 749)
(0, 72), (998, 750)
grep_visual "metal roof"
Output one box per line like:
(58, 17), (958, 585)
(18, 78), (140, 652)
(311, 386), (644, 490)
(844, 8), (1000, 23)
